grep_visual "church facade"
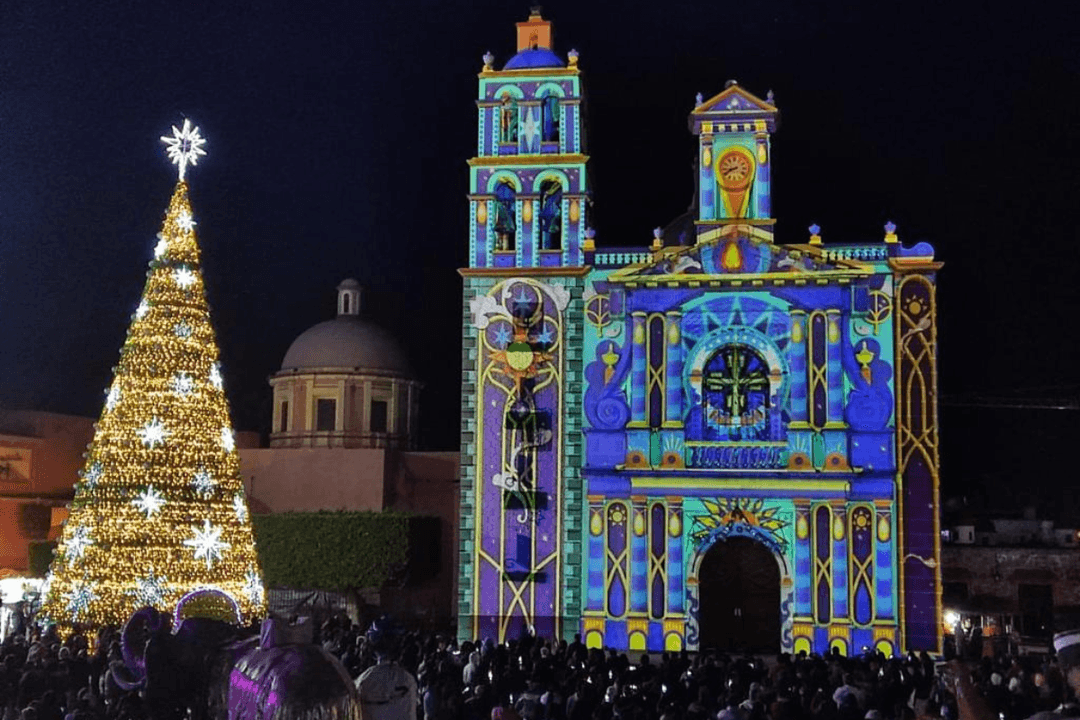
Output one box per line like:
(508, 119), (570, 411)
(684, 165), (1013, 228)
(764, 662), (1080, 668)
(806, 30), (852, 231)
(459, 11), (943, 655)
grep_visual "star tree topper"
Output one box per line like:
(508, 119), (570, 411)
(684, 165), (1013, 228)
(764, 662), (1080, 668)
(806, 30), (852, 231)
(161, 119), (207, 181)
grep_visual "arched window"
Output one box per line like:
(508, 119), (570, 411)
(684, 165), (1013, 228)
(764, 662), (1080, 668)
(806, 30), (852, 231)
(540, 93), (560, 143)
(494, 181), (517, 251)
(538, 179), (562, 250)
(499, 94), (518, 145)
(701, 344), (771, 441)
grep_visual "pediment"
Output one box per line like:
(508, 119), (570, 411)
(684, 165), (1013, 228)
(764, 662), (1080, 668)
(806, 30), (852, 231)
(692, 83), (777, 115)
(607, 233), (870, 284)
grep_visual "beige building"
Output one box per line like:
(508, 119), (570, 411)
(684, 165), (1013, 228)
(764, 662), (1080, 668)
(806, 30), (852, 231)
(269, 279), (421, 450)
(241, 280), (459, 622)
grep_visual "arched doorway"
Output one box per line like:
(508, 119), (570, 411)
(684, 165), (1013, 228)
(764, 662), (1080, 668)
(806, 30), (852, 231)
(697, 536), (781, 652)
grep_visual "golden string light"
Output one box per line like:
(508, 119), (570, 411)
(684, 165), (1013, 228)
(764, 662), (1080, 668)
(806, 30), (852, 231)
(40, 178), (266, 636)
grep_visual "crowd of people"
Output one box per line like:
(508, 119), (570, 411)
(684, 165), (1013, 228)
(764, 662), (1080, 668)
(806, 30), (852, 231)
(2, 609), (1079, 720)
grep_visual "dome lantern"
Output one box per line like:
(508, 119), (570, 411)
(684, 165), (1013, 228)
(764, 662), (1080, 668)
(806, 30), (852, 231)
(337, 278), (361, 317)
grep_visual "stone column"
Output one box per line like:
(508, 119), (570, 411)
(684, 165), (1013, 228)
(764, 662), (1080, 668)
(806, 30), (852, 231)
(788, 310), (809, 426)
(664, 312), (683, 427)
(666, 498), (684, 614)
(629, 312), (648, 427)
(630, 496), (649, 616)
(586, 496), (606, 613)
(826, 309), (845, 426)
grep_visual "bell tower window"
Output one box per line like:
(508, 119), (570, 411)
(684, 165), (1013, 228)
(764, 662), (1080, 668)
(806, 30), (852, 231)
(538, 179), (563, 251)
(541, 94), (560, 143)
(499, 94), (518, 145)
(494, 181), (517, 251)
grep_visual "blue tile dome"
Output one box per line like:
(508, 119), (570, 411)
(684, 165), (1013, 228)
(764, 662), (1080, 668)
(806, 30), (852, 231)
(504, 48), (565, 70)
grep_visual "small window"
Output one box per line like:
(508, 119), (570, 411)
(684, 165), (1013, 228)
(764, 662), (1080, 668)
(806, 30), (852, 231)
(370, 400), (388, 433)
(499, 94), (518, 144)
(541, 94), (560, 143)
(316, 398), (336, 432)
(279, 401), (289, 433)
(538, 179), (562, 251)
(494, 181), (517, 251)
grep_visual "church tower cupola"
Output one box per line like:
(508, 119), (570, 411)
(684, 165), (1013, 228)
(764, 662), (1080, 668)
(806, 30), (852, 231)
(517, 7), (552, 51)
(337, 278), (361, 317)
(467, 10), (588, 269)
(689, 80), (779, 245)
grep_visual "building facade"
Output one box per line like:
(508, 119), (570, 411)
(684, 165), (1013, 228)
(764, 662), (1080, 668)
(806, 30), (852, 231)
(270, 279), (421, 450)
(458, 12), (944, 654)
(0, 411), (94, 577)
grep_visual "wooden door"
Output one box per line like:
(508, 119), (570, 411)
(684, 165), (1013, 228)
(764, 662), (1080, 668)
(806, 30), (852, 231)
(697, 537), (780, 652)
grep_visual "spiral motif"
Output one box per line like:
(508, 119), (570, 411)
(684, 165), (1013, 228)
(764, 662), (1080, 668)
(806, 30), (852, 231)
(595, 394), (630, 429)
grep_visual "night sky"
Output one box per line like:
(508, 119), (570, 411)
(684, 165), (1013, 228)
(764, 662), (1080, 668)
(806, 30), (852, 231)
(2, 0), (1077, 515)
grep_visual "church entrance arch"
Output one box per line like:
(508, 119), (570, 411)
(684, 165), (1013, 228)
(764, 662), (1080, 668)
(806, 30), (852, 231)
(695, 537), (782, 652)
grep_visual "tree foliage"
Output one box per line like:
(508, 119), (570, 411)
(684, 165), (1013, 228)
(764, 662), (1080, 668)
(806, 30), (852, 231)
(251, 512), (432, 591)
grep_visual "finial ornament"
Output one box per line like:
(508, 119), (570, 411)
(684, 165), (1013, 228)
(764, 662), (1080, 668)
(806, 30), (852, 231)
(483, 51), (495, 71)
(567, 49), (579, 67)
(884, 221), (898, 243)
(695, 92), (704, 106)
(651, 226), (664, 251)
(809, 224), (822, 245)
(583, 227), (596, 251)
(161, 119), (207, 182)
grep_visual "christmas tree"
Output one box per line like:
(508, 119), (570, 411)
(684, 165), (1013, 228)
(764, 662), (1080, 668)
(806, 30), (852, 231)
(40, 121), (266, 635)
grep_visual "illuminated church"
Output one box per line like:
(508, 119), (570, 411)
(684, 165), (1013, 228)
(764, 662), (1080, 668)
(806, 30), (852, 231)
(458, 11), (943, 654)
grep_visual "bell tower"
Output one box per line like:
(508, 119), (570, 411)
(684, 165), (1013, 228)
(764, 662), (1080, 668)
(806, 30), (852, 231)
(467, 8), (589, 269)
(688, 81), (779, 244)
(459, 11), (590, 644)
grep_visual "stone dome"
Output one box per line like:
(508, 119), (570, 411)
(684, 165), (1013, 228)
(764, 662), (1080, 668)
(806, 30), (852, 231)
(280, 280), (412, 376)
(281, 318), (412, 375)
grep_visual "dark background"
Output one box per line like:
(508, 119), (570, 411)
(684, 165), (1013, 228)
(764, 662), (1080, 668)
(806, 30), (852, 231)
(2, 0), (1076, 516)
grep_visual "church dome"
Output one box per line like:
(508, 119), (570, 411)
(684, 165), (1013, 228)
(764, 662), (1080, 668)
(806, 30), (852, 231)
(280, 280), (413, 376)
(503, 48), (565, 70)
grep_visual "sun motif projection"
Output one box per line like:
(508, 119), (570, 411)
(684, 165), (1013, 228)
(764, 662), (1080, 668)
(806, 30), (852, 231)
(40, 125), (265, 635)
(690, 498), (789, 553)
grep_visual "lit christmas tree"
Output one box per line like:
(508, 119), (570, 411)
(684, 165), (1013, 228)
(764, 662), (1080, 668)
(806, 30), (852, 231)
(40, 121), (266, 635)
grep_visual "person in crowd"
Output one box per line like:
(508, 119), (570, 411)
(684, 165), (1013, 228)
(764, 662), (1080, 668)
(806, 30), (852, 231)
(355, 618), (420, 720)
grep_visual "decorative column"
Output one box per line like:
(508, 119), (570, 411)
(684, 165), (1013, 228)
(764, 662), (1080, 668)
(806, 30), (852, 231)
(793, 500), (813, 618)
(629, 496), (649, 616)
(514, 198), (525, 267)
(874, 500), (895, 621)
(788, 310), (809, 426)
(831, 501), (849, 621)
(700, 133), (715, 221)
(896, 271), (942, 652)
(520, 197), (537, 267)
(666, 498), (684, 614)
(754, 130), (771, 218)
(664, 312), (683, 427)
(471, 199), (482, 268)
(629, 312), (648, 427)
(563, 196), (578, 266)
(825, 309), (845, 426)
(586, 496), (606, 613)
